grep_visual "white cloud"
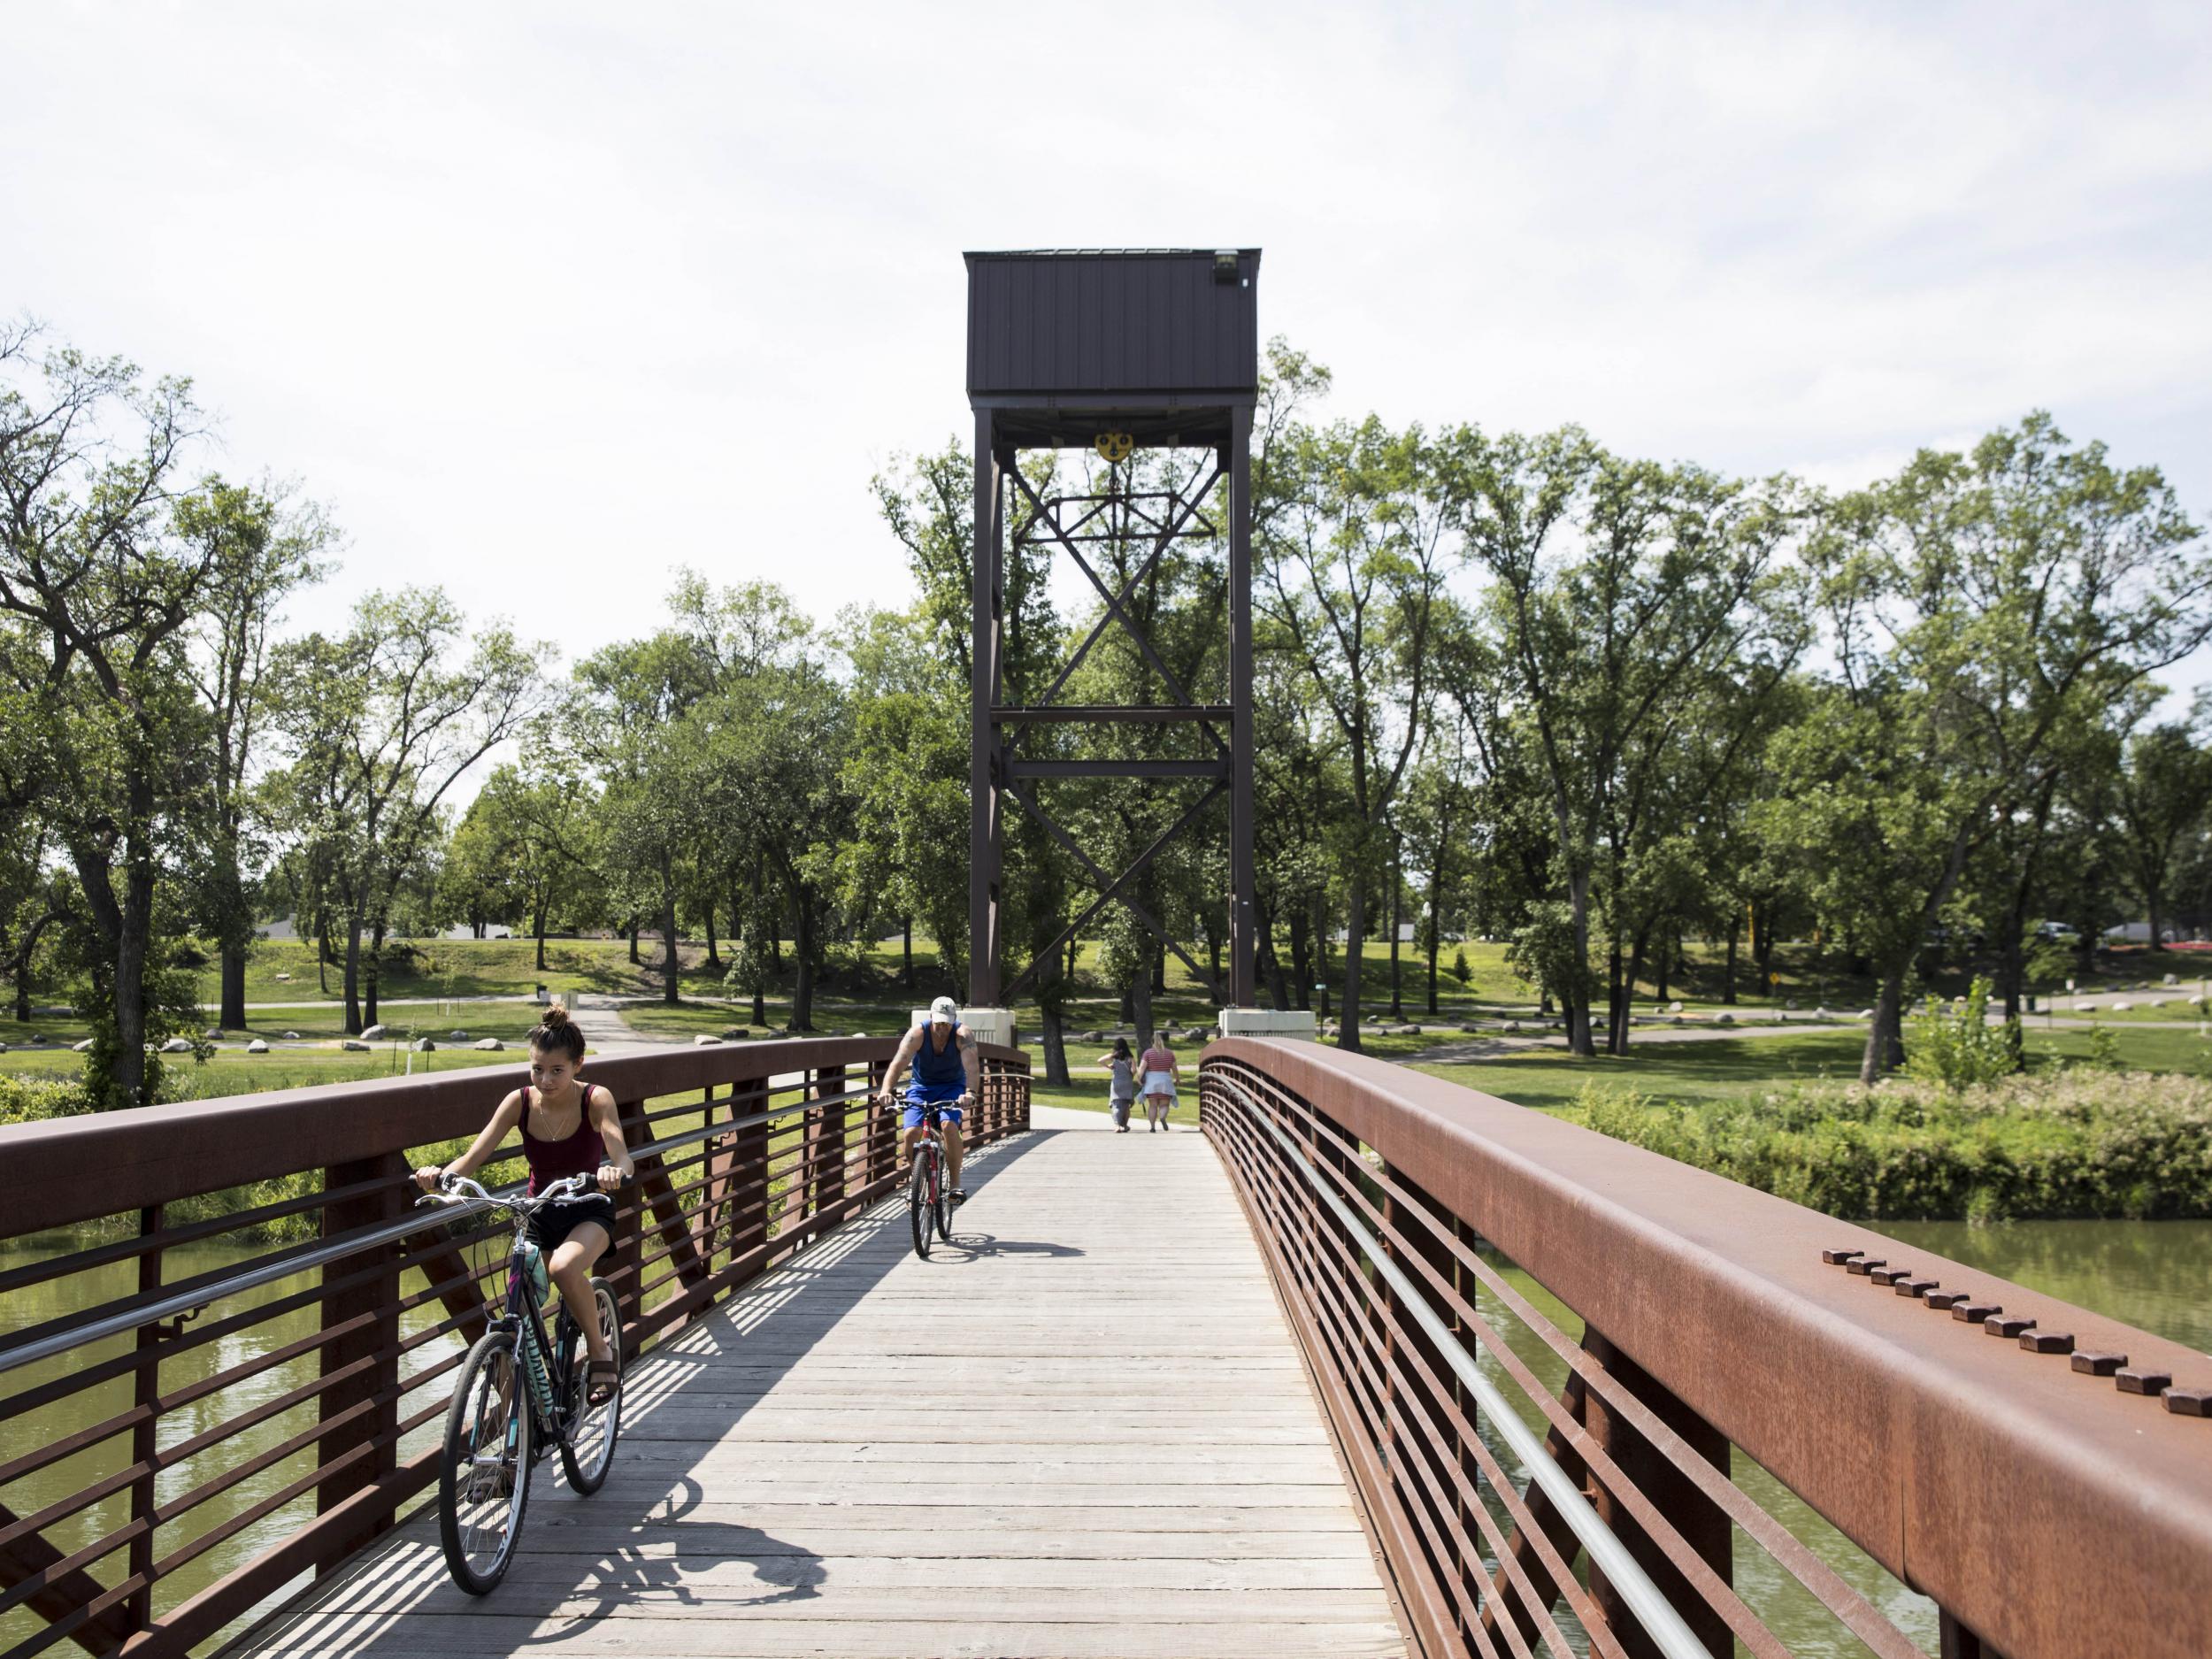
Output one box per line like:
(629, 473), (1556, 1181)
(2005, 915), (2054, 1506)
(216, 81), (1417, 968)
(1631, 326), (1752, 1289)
(4, 0), (2206, 718)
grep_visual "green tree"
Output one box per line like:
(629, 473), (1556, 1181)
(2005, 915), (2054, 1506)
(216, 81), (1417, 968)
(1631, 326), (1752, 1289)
(1258, 417), (1459, 1051)
(1453, 430), (1801, 1054)
(1763, 413), (2211, 1081)
(269, 589), (542, 1031)
(0, 326), (213, 1105)
(2116, 710), (2212, 949)
(176, 478), (332, 1026)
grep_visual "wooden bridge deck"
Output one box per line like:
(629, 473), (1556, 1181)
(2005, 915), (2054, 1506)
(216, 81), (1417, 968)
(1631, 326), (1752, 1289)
(230, 1105), (1408, 1659)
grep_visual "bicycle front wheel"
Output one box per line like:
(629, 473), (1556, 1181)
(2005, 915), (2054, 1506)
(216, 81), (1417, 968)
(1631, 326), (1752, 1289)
(439, 1330), (533, 1594)
(559, 1279), (623, 1494)
(909, 1148), (933, 1260)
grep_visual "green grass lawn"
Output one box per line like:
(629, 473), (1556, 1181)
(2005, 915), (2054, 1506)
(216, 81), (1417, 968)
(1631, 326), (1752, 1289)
(619, 996), (918, 1041)
(0, 1045), (523, 1094)
(1414, 1024), (2212, 1115)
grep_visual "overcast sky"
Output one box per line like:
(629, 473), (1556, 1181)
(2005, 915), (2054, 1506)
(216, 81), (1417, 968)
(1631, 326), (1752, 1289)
(8, 1), (2209, 697)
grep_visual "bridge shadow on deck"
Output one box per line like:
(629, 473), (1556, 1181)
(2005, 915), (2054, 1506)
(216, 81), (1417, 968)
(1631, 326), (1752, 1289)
(229, 1128), (1063, 1656)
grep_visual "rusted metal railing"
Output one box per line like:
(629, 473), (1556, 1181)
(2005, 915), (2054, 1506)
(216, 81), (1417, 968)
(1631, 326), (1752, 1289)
(1201, 1039), (2212, 1659)
(0, 1038), (1030, 1659)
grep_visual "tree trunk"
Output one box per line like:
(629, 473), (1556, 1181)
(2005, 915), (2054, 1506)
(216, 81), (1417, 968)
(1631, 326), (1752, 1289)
(660, 887), (680, 1006)
(1387, 864), (1405, 1021)
(2147, 887), (2167, 953)
(1209, 921), (1224, 1003)
(1425, 908), (1440, 1016)
(1339, 883), (1367, 1053)
(1565, 868), (1597, 1057)
(902, 918), (915, 989)
(703, 895), (721, 971)
(219, 946), (247, 1031)
(801, 898), (827, 1026)
(315, 911), (332, 995)
(1751, 898), (1777, 996)
(1607, 936), (1632, 1057)
(113, 852), (156, 1106)
(1131, 970), (1153, 1051)
(627, 919), (640, 965)
(1040, 1001), (1070, 1086)
(343, 916), (364, 1035)
(1862, 966), (1909, 1083)
(1289, 904), (1312, 1009)
(1066, 933), (1079, 984)
(751, 980), (766, 1026)
(1653, 933), (1671, 1004)
(534, 896), (550, 973)
(1150, 944), (1166, 997)
(366, 916), (388, 1029)
(1263, 906), (1292, 1011)
(13, 908), (60, 1025)
(1722, 918), (1740, 1006)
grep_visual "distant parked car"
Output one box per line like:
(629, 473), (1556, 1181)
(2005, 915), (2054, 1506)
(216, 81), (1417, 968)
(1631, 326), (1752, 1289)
(2034, 922), (2080, 943)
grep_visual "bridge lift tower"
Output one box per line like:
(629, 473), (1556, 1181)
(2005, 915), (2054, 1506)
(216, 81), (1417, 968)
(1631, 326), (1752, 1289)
(964, 247), (1260, 1018)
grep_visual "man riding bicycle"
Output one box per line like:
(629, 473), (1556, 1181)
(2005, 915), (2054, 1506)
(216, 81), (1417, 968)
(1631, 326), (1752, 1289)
(879, 995), (974, 1203)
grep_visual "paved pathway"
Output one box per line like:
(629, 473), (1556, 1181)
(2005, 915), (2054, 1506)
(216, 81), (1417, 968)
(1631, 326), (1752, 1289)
(227, 1106), (1405, 1659)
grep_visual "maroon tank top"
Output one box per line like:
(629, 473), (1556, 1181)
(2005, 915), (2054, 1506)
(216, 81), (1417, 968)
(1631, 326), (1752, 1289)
(521, 1085), (603, 1194)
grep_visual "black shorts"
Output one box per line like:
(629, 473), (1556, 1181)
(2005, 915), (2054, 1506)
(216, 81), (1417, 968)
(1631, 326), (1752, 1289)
(527, 1194), (616, 1254)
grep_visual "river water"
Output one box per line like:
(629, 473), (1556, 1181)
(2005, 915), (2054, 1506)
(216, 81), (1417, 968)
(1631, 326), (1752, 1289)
(3, 1220), (2206, 1656)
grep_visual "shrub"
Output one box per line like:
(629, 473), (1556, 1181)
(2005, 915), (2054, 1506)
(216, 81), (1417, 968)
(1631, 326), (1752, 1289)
(1557, 1070), (2212, 1222)
(0, 1074), (92, 1125)
(1903, 976), (2017, 1092)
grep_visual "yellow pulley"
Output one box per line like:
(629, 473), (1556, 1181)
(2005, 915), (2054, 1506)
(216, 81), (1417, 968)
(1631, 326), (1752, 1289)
(1094, 430), (1133, 465)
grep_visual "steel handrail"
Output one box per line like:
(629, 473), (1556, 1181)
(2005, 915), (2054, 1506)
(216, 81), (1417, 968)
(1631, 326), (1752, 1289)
(1236, 1086), (1716, 1659)
(0, 1079), (881, 1377)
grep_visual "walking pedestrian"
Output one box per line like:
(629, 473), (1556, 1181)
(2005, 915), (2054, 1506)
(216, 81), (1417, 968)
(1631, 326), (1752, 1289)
(1098, 1037), (1137, 1132)
(1139, 1033), (1179, 1133)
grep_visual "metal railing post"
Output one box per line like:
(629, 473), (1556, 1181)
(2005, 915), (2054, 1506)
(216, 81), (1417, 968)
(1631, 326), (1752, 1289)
(315, 1151), (405, 1557)
(127, 1204), (163, 1629)
(611, 1099), (647, 1338)
(813, 1063), (848, 1220)
(729, 1076), (770, 1260)
(1581, 1325), (1733, 1659)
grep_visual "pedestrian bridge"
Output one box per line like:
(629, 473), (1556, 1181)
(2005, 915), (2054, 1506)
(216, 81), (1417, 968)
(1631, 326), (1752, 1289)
(4, 1038), (2208, 1659)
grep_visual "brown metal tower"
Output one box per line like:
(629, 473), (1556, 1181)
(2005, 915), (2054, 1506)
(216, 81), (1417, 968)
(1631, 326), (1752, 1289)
(964, 247), (1261, 1011)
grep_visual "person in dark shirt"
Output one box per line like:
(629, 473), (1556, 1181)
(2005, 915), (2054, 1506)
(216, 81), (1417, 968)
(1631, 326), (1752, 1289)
(415, 1002), (633, 1404)
(879, 995), (976, 1202)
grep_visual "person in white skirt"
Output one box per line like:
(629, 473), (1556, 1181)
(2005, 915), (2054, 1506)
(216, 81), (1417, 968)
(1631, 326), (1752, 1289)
(1138, 1033), (1179, 1133)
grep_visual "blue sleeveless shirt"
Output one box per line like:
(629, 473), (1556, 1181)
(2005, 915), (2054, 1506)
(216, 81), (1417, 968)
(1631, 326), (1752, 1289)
(912, 1023), (966, 1087)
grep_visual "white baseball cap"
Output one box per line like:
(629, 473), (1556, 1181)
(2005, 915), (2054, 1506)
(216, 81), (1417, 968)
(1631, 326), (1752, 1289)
(929, 996), (958, 1025)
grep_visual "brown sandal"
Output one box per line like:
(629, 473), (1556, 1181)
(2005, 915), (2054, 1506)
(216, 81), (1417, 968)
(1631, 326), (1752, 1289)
(586, 1359), (618, 1408)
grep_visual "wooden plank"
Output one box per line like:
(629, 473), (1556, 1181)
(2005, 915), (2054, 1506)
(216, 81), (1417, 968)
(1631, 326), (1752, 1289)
(231, 1613), (1408, 1659)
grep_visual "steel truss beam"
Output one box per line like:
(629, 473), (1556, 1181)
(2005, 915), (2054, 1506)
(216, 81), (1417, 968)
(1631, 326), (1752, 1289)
(970, 406), (1256, 1013)
(1000, 780), (1228, 1005)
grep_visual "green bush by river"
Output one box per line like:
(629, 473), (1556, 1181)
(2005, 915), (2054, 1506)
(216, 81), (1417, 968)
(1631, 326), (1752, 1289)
(1560, 1069), (2212, 1222)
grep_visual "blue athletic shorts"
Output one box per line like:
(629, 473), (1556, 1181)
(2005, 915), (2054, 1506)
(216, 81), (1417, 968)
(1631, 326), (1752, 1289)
(902, 1081), (965, 1130)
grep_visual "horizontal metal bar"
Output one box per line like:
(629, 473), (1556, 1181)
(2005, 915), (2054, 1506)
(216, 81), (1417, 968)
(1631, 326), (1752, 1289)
(1004, 757), (1228, 779)
(1233, 1089), (1715, 1659)
(991, 703), (1234, 724)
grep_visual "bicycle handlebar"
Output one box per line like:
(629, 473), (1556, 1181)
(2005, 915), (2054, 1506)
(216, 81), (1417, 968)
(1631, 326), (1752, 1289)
(415, 1169), (611, 1215)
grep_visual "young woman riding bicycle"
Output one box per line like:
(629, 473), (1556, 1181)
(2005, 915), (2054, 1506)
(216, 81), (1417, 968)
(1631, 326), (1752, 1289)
(415, 1002), (634, 1406)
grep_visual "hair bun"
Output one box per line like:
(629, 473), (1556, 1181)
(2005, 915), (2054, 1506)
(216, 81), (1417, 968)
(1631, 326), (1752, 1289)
(540, 1001), (573, 1027)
